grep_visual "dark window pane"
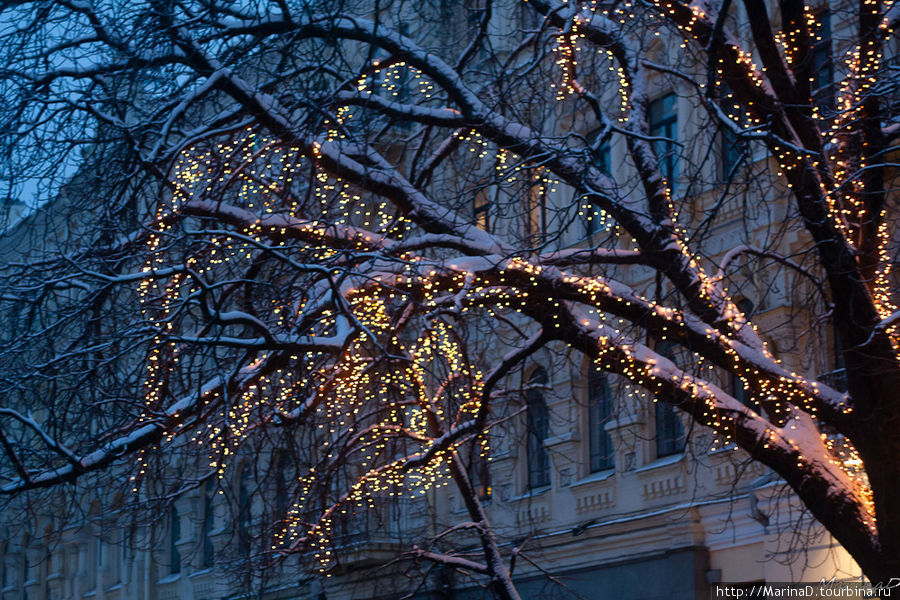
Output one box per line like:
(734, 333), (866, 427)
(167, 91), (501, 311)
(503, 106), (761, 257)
(473, 191), (491, 233)
(466, 439), (491, 500)
(654, 342), (685, 457)
(811, 10), (833, 110)
(649, 94), (678, 192)
(590, 133), (611, 175)
(526, 367), (550, 488)
(718, 85), (746, 178)
(169, 506), (181, 574)
(525, 172), (548, 239)
(202, 487), (215, 568)
(588, 368), (614, 472)
(655, 402), (685, 457)
(238, 465), (252, 558)
(586, 131), (611, 236)
(730, 298), (755, 405)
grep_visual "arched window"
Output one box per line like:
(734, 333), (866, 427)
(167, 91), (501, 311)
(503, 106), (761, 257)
(168, 505), (181, 575)
(654, 342), (685, 458)
(588, 366), (614, 472)
(525, 367), (551, 489)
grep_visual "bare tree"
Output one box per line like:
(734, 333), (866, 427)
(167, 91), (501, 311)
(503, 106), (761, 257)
(0, 0), (899, 595)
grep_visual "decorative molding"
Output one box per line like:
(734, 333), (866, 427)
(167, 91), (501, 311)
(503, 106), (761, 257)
(575, 488), (615, 515)
(642, 475), (687, 501)
(714, 461), (767, 487)
(516, 504), (551, 527)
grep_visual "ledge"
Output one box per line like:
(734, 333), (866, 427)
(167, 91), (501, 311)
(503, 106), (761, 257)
(189, 568), (213, 578)
(604, 413), (645, 431)
(544, 432), (578, 447)
(634, 453), (684, 473)
(569, 469), (615, 488)
(508, 485), (551, 502)
(708, 443), (740, 455)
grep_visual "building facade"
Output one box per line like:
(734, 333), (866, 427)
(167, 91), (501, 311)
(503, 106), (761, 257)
(1, 0), (896, 598)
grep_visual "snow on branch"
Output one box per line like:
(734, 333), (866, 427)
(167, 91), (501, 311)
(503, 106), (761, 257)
(0, 353), (294, 494)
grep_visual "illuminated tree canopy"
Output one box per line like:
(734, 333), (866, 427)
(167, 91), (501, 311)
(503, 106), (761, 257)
(0, 0), (899, 593)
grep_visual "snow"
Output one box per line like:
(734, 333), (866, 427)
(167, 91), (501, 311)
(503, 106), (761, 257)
(0, 332), (353, 493)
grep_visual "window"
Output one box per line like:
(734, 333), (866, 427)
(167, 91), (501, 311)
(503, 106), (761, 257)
(519, 2), (542, 30)
(121, 526), (133, 578)
(473, 190), (491, 233)
(819, 320), (848, 392)
(66, 546), (78, 596)
(21, 537), (31, 600)
(465, 0), (486, 26)
(238, 464), (252, 558)
(202, 485), (215, 568)
(730, 298), (755, 405)
(1, 542), (7, 589)
(274, 456), (289, 519)
(718, 85), (746, 178)
(586, 131), (611, 236)
(169, 506), (181, 575)
(649, 93), (679, 192)
(589, 131), (611, 175)
(22, 535), (33, 585)
(656, 401), (685, 458)
(654, 342), (686, 457)
(94, 535), (105, 587)
(371, 37), (411, 106)
(466, 437), (491, 501)
(588, 367), (615, 472)
(584, 199), (608, 237)
(525, 367), (551, 489)
(525, 170), (549, 239)
(811, 9), (833, 110)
